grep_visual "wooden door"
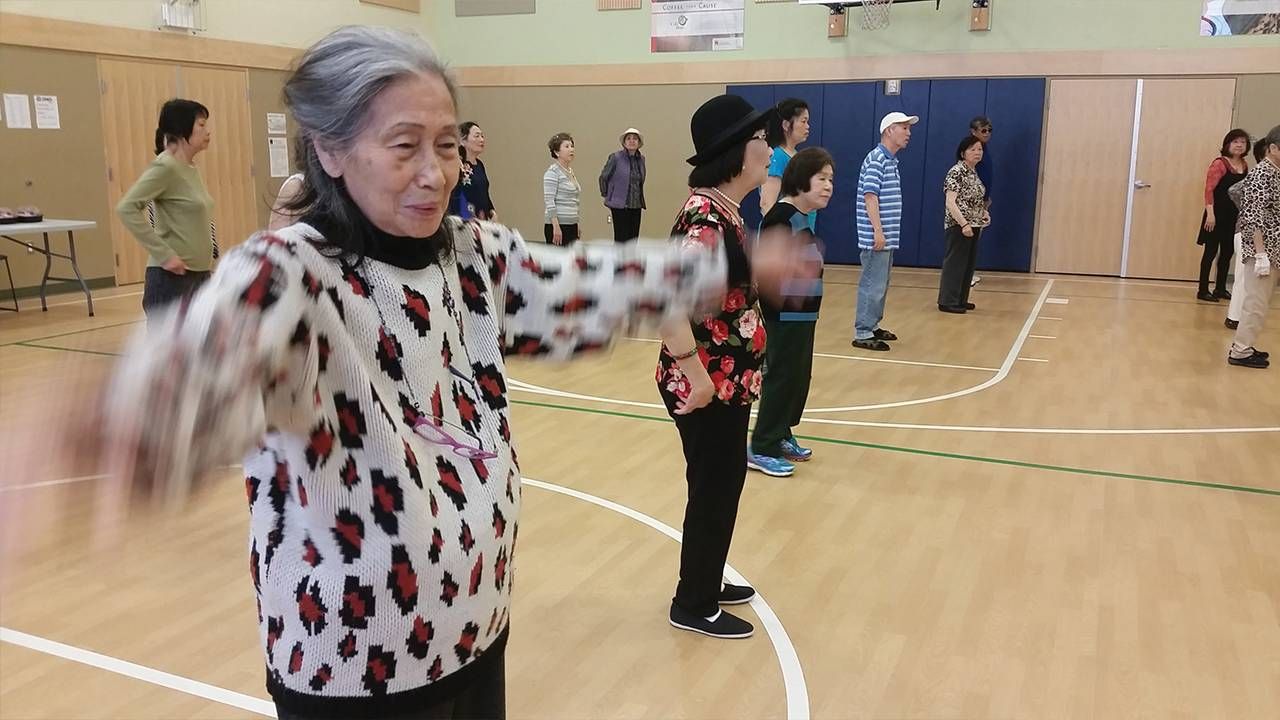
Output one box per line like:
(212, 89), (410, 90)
(179, 65), (258, 254)
(98, 59), (178, 286)
(1034, 79), (1137, 276)
(1124, 78), (1237, 280)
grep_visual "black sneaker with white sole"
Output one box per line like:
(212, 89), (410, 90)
(1228, 351), (1270, 368)
(669, 604), (754, 639)
(718, 583), (755, 605)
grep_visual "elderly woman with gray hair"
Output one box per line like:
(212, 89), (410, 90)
(51, 26), (807, 720)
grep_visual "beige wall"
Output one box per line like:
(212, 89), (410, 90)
(0, 45), (114, 290)
(247, 69), (299, 229)
(1234, 74), (1280, 141)
(457, 84), (723, 244)
(0, 0), (427, 50)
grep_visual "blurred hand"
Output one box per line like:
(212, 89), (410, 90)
(1204, 212), (1216, 232)
(162, 256), (188, 275)
(962, 225), (975, 238)
(751, 225), (822, 311)
(1255, 254), (1271, 277)
(873, 230), (886, 252)
(552, 225), (563, 245)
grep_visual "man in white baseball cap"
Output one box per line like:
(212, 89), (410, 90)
(852, 111), (918, 351)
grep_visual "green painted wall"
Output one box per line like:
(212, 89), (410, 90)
(431, 0), (1278, 68)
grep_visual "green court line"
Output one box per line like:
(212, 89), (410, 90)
(0, 320), (142, 348)
(13, 341), (1278, 499)
(509, 399), (1280, 499)
(14, 342), (124, 358)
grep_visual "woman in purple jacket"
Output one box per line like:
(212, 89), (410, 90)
(599, 128), (647, 243)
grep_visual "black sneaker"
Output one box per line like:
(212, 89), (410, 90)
(852, 338), (891, 352)
(1215, 289), (1232, 300)
(938, 304), (966, 314)
(669, 604), (754, 639)
(1255, 349), (1270, 360)
(718, 583), (755, 605)
(873, 328), (898, 341)
(964, 302), (976, 310)
(1228, 351), (1269, 369)
(1225, 318), (1239, 330)
(1198, 291), (1219, 302)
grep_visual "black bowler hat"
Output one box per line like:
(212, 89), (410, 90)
(686, 94), (775, 166)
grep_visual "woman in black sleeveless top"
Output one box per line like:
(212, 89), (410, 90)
(1197, 129), (1250, 301)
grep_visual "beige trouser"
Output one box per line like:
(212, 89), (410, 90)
(1229, 262), (1278, 357)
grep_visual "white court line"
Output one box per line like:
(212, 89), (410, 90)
(1045, 297), (1070, 305)
(810, 352), (997, 373)
(1017, 357), (1049, 363)
(0, 627), (276, 717)
(514, 280), (1055, 415)
(509, 381), (1280, 435)
(522, 477), (809, 720)
(0, 473), (107, 493)
(38, 290), (143, 309)
(626, 337), (995, 372)
(822, 266), (1201, 292)
(1029, 335), (1057, 340)
(1038, 316), (1063, 321)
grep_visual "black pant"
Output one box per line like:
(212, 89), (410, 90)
(667, 400), (750, 617)
(1199, 231), (1234, 294)
(142, 266), (210, 319)
(937, 225), (981, 308)
(610, 208), (642, 243)
(274, 652), (505, 720)
(751, 319), (816, 457)
(543, 223), (579, 246)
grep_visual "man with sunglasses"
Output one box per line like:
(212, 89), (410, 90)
(969, 116), (993, 287)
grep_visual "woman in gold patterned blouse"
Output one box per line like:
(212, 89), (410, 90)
(938, 135), (990, 314)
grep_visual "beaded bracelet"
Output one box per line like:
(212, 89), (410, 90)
(671, 347), (699, 361)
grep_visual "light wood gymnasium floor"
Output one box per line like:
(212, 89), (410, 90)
(1, 266), (1277, 720)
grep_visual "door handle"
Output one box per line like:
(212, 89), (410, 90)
(1133, 181), (1151, 189)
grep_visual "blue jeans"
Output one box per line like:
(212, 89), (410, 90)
(854, 248), (894, 340)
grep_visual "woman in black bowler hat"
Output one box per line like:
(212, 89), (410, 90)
(656, 94), (778, 639)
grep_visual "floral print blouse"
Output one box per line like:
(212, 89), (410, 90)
(943, 161), (988, 230)
(656, 191), (766, 408)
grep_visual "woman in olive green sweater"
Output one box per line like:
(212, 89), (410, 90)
(117, 99), (215, 317)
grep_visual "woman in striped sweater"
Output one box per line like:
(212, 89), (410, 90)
(542, 132), (580, 246)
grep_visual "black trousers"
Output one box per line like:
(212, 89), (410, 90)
(1199, 230), (1234, 294)
(610, 208), (642, 243)
(274, 652), (505, 720)
(543, 223), (579, 246)
(937, 225), (982, 308)
(751, 319), (816, 457)
(667, 400), (751, 618)
(141, 266), (210, 319)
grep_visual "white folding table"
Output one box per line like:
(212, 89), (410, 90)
(0, 219), (98, 316)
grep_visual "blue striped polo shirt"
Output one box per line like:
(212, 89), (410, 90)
(856, 143), (902, 250)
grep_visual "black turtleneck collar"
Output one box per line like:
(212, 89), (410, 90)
(301, 211), (450, 271)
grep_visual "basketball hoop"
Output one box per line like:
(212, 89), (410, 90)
(860, 0), (894, 30)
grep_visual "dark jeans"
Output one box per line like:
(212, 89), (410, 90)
(543, 223), (579, 246)
(666, 399), (751, 618)
(751, 319), (816, 457)
(610, 208), (642, 243)
(1199, 230), (1234, 294)
(141, 266), (210, 319)
(275, 653), (505, 720)
(937, 225), (982, 308)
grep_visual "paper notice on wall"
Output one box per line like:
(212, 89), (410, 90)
(267, 112), (287, 135)
(34, 95), (61, 129)
(3, 94), (32, 129)
(1202, 0), (1280, 35)
(269, 137), (290, 178)
(651, 0), (745, 53)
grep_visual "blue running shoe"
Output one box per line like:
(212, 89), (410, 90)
(779, 436), (813, 462)
(747, 452), (795, 477)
